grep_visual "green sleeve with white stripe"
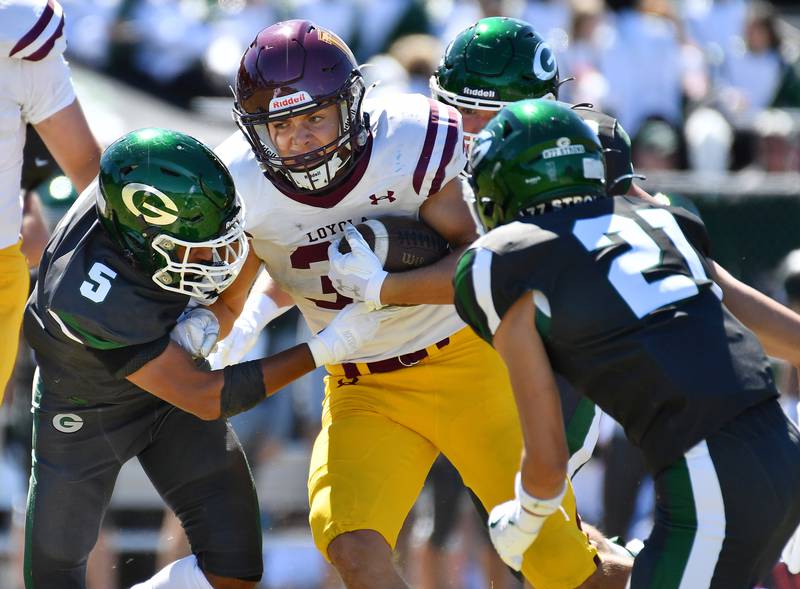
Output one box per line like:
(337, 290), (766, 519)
(454, 224), (558, 344)
(453, 244), (536, 344)
(454, 248), (495, 343)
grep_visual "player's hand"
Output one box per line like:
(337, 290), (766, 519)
(328, 224), (387, 310)
(206, 293), (292, 369)
(307, 302), (396, 367)
(207, 331), (251, 370)
(170, 307), (219, 358)
(488, 473), (567, 571)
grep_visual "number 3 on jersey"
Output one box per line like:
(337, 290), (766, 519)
(290, 242), (353, 310)
(573, 209), (721, 318)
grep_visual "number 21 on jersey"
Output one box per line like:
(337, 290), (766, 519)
(573, 208), (721, 318)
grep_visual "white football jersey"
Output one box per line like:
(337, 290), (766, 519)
(0, 0), (73, 248)
(218, 93), (469, 362)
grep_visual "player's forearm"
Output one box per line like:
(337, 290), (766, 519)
(260, 344), (316, 396)
(379, 245), (467, 305)
(511, 374), (569, 497)
(713, 261), (800, 365)
(211, 248), (264, 337)
(494, 296), (568, 497)
(168, 346), (315, 419)
(128, 343), (226, 420)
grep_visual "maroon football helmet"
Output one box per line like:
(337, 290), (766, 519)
(233, 20), (369, 194)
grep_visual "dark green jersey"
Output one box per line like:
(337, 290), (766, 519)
(23, 189), (190, 406)
(454, 196), (777, 472)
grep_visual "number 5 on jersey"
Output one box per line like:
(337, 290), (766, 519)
(573, 208), (721, 318)
(80, 262), (117, 303)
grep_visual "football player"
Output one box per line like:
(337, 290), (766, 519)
(218, 19), (630, 589)
(453, 99), (800, 587)
(431, 16), (638, 197)
(428, 19), (608, 568)
(22, 128), (387, 589)
(0, 0), (101, 401)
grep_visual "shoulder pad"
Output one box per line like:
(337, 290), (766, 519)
(454, 222), (557, 342)
(573, 106), (634, 195)
(215, 131), (281, 232)
(0, 0), (66, 61)
(367, 93), (466, 197)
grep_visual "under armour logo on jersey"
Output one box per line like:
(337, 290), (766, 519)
(337, 377), (359, 387)
(369, 191), (396, 205)
(53, 413), (84, 433)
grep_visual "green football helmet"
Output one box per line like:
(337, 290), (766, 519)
(96, 128), (249, 302)
(468, 99), (606, 232)
(431, 17), (559, 140)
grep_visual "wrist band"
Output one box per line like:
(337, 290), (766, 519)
(220, 360), (265, 418)
(306, 336), (329, 368)
(365, 270), (388, 305)
(516, 472), (566, 516)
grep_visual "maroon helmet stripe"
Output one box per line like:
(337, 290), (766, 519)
(428, 106), (460, 195)
(413, 99), (441, 194)
(9, 0), (56, 58)
(23, 13), (64, 61)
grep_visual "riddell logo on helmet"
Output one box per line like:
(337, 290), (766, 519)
(269, 91), (313, 111)
(462, 87), (497, 98)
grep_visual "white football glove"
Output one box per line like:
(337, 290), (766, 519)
(488, 473), (567, 571)
(170, 307), (220, 359)
(328, 224), (388, 310)
(206, 293), (293, 369)
(307, 302), (394, 367)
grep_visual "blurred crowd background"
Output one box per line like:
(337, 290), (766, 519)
(4, 0), (800, 588)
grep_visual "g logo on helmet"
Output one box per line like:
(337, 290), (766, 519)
(470, 129), (494, 169)
(53, 413), (84, 433)
(121, 183), (179, 225)
(533, 43), (557, 81)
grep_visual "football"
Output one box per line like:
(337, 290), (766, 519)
(338, 216), (450, 272)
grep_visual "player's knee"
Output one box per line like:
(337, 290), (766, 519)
(328, 530), (393, 577)
(25, 547), (85, 585)
(26, 526), (92, 578)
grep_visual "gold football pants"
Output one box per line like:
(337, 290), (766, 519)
(309, 326), (598, 589)
(0, 241), (29, 403)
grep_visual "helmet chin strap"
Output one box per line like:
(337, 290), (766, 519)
(287, 151), (347, 191)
